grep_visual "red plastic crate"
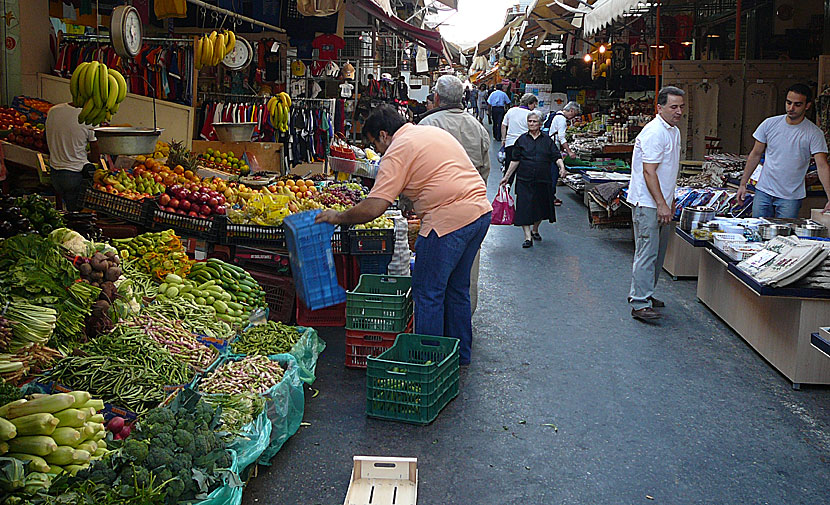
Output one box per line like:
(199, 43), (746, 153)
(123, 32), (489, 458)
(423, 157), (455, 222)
(345, 317), (413, 369)
(247, 269), (295, 323)
(335, 254), (361, 291)
(295, 298), (346, 327)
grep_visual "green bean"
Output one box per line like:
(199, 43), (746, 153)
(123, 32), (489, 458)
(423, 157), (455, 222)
(232, 321), (302, 356)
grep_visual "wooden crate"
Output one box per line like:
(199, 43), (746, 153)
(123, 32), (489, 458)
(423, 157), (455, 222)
(344, 456), (417, 505)
(191, 140), (283, 173)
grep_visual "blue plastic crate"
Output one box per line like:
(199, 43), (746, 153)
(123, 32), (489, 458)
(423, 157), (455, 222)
(358, 254), (393, 275)
(283, 210), (346, 311)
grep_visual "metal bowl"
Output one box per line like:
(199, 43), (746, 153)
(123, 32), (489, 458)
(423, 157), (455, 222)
(93, 127), (163, 155)
(213, 122), (256, 142)
(758, 223), (793, 240)
(680, 206), (716, 232)
(794, 223), (828, 238)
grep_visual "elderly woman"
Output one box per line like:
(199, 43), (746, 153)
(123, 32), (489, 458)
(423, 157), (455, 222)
(500, 110), (568, 248)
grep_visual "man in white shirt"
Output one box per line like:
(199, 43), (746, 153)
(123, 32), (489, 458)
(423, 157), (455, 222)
(627, 86), (684, 321)
(501, 93), (537, 172)
(736, 83), (830, 217)
(45, 102), (99, 212)
(546, 101), (581, 205)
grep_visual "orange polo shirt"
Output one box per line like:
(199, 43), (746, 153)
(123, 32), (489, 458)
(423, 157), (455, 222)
(369, 123), (492, 237)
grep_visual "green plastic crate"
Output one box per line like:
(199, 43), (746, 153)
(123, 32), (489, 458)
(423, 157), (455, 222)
(366, 334), (459, 425)
(346, 275), (413, 333)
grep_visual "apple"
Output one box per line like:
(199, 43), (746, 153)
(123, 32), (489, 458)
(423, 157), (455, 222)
(214, 206), (226, 215)
(188, 210), (199, 218)
(169, 198), (180, 209)
(200, 204), (212, 216)
(208, 197), (218, 208)
(165, 206), (177, 213)
(159, 194), (171, 206)
(179, 199), (191, 211)
(176, 209), (187, 215)
(216, 195), (226, 205)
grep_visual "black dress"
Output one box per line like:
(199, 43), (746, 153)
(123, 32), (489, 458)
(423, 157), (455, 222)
(511, 132), (561, 226)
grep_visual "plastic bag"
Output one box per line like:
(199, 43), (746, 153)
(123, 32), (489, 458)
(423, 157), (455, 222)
(289, 327), (326, 384)
(194, 450), (243, 505)
(257, 354), (306, 465)
(227, 408), (272, 474)
(491, 186), (515, 225)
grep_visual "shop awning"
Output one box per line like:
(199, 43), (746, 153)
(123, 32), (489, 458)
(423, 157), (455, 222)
(434, 0), (458, 8)
(523, 0), (581, 37)
(582, 0), (642, 36)
(474, 16), (525, 56)
(358, 0), (445, 55)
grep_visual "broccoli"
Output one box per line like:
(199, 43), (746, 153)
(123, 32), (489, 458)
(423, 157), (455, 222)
(153, 467), (173, 485)
(143, 407), (175, 427)
(174, 416), (195, 433)
(193, 400), (215, 427)
(122, 439), (149, 464)
(132, 466), (151, 488)
(173, 429), (194, 450)
(163, 478), (185, 504)
(167, 452), (192, 475)
(140, 408), (176, 439)
(145, 446), (174, 470)
(87, 465), (118, 485)
(214, 450), (232, 469)
(177, 468), (195, 496)
(154, 431), (175, 449)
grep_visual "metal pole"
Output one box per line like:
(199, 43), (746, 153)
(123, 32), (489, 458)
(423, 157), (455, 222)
(654, 3), (661, 109)
(734, 0), (742, 59)
(185, 0), (285, 33)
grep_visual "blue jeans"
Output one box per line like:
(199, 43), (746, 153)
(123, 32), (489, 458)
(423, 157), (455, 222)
(413, 212), (491, 365)
(751, 189), (801, 219)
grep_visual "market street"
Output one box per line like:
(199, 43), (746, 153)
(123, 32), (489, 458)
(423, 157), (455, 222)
(244, 132), (830, 504)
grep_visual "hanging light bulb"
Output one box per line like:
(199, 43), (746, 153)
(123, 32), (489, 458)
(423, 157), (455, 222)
(598, 45), (606, 54)
(584, 53), (592, 62)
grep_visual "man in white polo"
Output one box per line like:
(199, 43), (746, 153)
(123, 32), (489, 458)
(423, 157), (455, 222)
(627, 86), (684, 321)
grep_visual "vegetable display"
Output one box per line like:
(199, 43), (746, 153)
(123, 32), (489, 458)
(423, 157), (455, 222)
(122, 315), (219, 373)
(199, 355), (285, 395)
(201, 393), (265, 436)
(231, 322), (302, 356)
(112, 230), (192, 282)
(15, 195), (64, 237)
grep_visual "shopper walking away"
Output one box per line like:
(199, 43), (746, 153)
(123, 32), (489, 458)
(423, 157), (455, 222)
(500, 110), (567, 248)
(419, 75), (491, 315)
(736, 83), (830, 217)
(470, 86), (479, 117)
(547, 101), (581, 206)
(316, 105), (491, 366)
(46, 102), (100, 212)
(627, 86), (684, 321)
(477, 84), (489, 124)
(501, 93), (538, 174)
(488, 84), (510, 141)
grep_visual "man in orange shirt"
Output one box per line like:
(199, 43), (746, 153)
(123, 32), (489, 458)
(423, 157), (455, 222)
(316, 105), (492, 365)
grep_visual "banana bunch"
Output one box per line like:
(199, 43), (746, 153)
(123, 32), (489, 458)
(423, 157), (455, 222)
(267, 93), (292, 133)
(194, 29), (237, 70)
(70, 61), (128, 126)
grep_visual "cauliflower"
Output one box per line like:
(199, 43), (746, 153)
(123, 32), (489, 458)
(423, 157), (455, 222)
(48, 227), (91, 256)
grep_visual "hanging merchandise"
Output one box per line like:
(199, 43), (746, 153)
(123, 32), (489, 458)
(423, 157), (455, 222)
(284, 99), (335, 168)
(194, 29), (237, 70)
(197, 94), (278, 142)
(69, 61), (128, 125)
(310, 33), (344, 75)
(297, 0), (344, 16)
(267, 93), (293, 133)
(154, 0), (187, 19)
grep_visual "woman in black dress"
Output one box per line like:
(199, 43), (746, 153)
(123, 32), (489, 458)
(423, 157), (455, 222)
(500, 110), (568, 248)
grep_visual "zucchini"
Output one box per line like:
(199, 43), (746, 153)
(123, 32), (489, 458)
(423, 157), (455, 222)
(165, 273), (183, 284)
(166, 286), (180, 298)
(197, 280), (217, 289)
(7, 436), (58, 456)
(158, 282), (169, 293)
(182, 293), (195, 301)
(213, 300), (228, 314)
(6, 453), (50, 473)
(206, 295), (216, 305)
(9, 413), (59, 436)
(0, 417), (17, 440)
(196, 297), (207, 306)
(5, 394), (75, 419)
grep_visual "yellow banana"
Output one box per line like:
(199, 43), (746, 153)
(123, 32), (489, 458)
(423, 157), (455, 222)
(91, 106), (107, 126)
(105, 111), (112, 122)
(202, 36), (213, 67)
(105, 75), (118, 110)
(194, 36), (203, 70)
(108, 69), (128, 103)
(84, 104), (102, 125)
(267, 96), (277, 115)
(78, 97), (95, 124)
(84, 61), (99, 99)
(98, 62), (109, 107)
(91, 72), (103, 109)
(281, 92), (291, 108)
(225, 30), (236, 55)
(70, 62), (87, 102)
(215, 33), (226, 64)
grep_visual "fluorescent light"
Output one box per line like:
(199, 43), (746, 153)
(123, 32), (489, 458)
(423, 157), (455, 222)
(707, 34), (720, 38)
(681, 41), (693, 46)
(631, 51), (643, 55)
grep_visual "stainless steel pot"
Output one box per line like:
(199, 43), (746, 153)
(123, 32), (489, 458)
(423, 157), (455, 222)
(93, 127), (163, 155)
(679, 206), (716, 232)
(212, 122), (256, 142)
(794, 223), (828, 238)
(758, 223), (793, 240)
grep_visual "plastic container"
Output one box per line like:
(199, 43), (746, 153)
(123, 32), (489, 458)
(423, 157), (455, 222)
(247, 270), (295, 323)
(282, 210), (346, 311)
(366, 334), (459, 425)
(357, 254), (393, 275)
(83, 186), (157, 226)
(295, 298), (346, 327)
(151, 207), (219, 241)
(348, 228), (395, 255)
(345, 317), (413, 369)
(346, 275), (413, 333)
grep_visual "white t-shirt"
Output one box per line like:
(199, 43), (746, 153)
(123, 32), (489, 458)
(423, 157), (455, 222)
(339, 83), (354, 98)
(549, 112), (568, 149)
(626, 114), (681, 208)
(502, 107), (530, 147)
(45, 103), (96, 172)
(752, 115), (828, 200)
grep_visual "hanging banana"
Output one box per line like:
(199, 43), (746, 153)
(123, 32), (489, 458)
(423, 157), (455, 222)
(70, 60), (129, 125)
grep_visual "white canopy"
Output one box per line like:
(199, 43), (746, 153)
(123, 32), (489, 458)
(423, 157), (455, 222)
(582, 0), (642, 36)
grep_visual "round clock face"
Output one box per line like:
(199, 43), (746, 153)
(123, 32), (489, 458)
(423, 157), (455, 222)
(124, 10), (142, 56)
(223, 36), (252, 70)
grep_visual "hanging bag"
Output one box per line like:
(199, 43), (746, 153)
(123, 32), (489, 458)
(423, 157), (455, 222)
(491, 185), (515, 225)
(329, 133), (356, 160)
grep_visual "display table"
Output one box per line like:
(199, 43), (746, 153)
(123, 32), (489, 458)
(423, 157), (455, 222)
(697, 248), (830, 388)
(663, 226), (705, 279)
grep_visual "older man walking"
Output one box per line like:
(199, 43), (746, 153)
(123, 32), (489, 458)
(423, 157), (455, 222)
(627, 86), (685, 321)
(419, 75), (491, 315)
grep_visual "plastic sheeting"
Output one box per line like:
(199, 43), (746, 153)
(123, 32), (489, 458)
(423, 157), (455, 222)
(583, 0), (641, 36)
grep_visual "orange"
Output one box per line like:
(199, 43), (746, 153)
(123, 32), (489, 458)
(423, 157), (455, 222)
(184, 170), (193, 179)
(174, 165), (184, 175)
(276, 180), (285, 187)
(144, 159), (155, 170)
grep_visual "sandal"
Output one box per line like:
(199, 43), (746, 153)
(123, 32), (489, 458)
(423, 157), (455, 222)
(522, 239), (533, 248)
(531, 232), (542, 241)
(554, 198), (563, 206)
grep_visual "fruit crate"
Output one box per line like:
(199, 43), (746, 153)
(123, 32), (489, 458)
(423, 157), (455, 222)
(283, 210), (346, 311)
(247, 269), (295, 323)
(296, 297), (346, 327)
(348, 227), (395, 255)
(219, 222), (348, 252)
(83, 186), (157, 226)
(150, 207), (220, 241)
(346, 275), (413, 333)
(366, 334), (459, 425)
(345, 317), (413, 369)
(357, 254), (392, 275)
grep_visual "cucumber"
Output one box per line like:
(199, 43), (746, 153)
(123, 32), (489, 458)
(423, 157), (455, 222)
(181, 293), (195, 301)
(196, 297), (207, 305)
(179, 284), (192, 294)
(166, 286), (179, 298)
(219, 292), (232, 302)
(158, 283), (169, 293)
(197, 280), (217, 289)
(216, 313), (235, 323)
(213, 300), (228, 314)
(206, 296), (216, 305)
(190, 289), (204, 299)
(165, 273), (183, 284)
(239, 285), (252, 293)
(226, 301), (243, 311)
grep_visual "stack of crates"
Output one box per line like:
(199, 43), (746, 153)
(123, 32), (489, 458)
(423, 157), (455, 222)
(345, 275), (413, 368)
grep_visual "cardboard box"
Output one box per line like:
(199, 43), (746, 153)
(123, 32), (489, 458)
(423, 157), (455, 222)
(344, 456), (417, 505)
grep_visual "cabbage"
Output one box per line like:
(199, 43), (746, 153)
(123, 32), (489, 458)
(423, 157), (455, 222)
(48, 227), (91, 256)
